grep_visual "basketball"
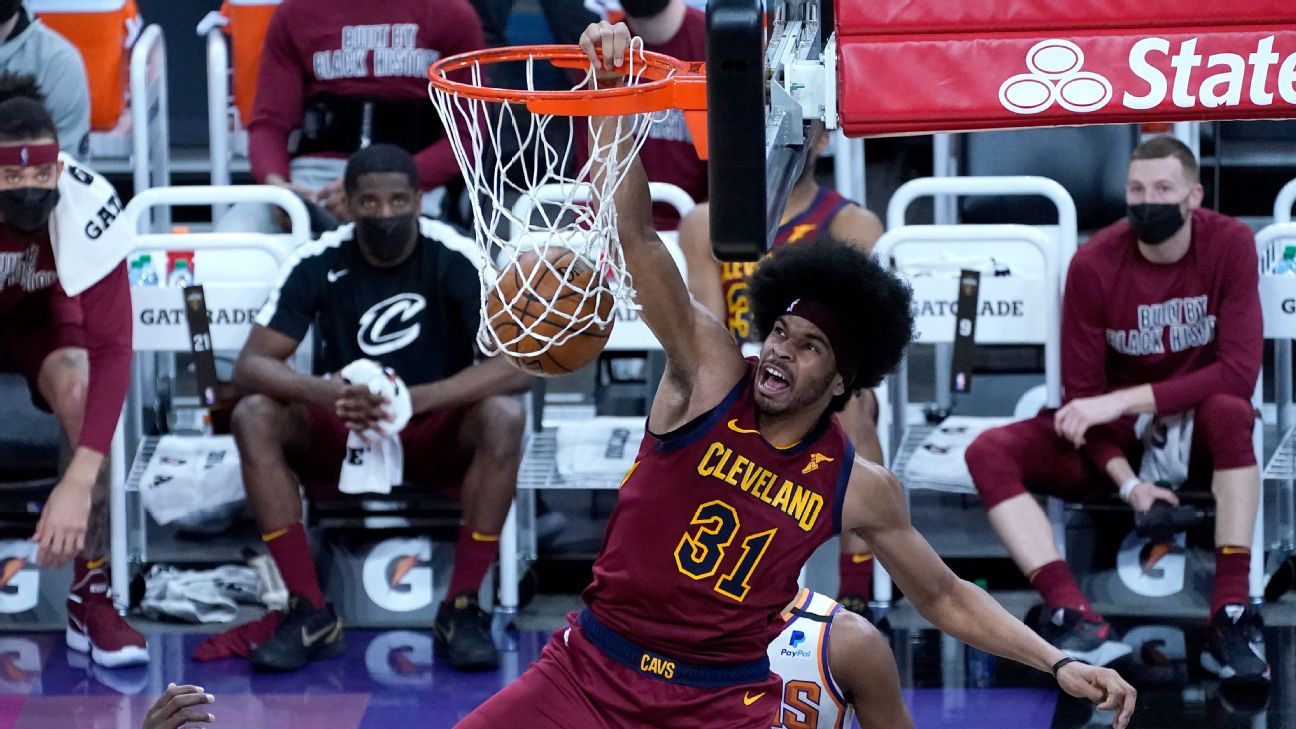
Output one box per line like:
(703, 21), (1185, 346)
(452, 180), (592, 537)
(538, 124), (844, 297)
(485, 247), (615, 376)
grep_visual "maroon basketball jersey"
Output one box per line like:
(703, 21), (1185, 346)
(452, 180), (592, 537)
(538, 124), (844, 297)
(584, 360), (854, 664)
(721, 186), (855, 344)
(0, 226), (58, 317)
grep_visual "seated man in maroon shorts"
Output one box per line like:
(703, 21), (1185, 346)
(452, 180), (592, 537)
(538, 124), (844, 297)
(0, 74), (144, 668)
(966, 137), (1268, 686)
(219, 144), (531, 672)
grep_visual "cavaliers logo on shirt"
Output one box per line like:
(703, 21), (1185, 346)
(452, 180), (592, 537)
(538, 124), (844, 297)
(357, 293), (428, 357)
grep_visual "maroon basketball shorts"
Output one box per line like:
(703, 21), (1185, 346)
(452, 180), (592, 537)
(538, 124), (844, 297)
(456, 610), (782, 729)
(0, 294), (85, 411)
(290, 403), (470, 499)
(967, 402), (1256, 509)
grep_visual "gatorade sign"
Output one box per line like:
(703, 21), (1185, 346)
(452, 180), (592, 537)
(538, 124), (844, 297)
(362, 538), (434, 613)
(0, 541), (38, 614)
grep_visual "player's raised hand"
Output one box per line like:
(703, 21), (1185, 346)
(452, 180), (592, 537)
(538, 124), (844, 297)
(143, 684), (214, 729)
(1055, 661), (1136, 729)
(579, 21), (631, 85)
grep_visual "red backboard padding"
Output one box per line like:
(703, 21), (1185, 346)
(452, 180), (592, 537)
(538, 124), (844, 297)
(837, 1), (1296, 37)
(837, 12), (1296, 136)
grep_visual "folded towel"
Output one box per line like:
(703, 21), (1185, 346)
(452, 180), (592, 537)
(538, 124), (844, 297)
(555, 416), (645, 478)
(1136, 411), (1195, 487)
(905, 416), (1016, 494)
(49, 154), (131, 296)
(337, 359), (411, 494)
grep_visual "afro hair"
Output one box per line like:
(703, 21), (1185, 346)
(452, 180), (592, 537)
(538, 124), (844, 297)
(748, 237), (914, 410)
(0, 72), (56, 145)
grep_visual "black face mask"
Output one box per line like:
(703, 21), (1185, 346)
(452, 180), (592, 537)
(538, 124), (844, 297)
(620, 0), (671, 18)
(0, 187), (59, 232)
(357, 214), (417, 264)
(1127, 200), (1187, 246)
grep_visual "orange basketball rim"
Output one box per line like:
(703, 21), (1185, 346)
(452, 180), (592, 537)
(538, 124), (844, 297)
(428, 45), (710, 158)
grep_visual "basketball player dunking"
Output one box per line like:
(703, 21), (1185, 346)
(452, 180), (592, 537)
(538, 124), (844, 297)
(456, 22), (1136, 729)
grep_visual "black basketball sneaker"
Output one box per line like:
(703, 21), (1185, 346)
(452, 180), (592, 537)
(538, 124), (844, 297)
(249, 594), (345, 671)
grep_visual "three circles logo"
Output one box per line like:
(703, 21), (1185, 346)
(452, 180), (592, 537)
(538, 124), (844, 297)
(999, 39), (1113, 115)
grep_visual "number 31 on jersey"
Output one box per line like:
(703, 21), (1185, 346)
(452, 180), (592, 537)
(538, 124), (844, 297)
(674, 499), (777, 602)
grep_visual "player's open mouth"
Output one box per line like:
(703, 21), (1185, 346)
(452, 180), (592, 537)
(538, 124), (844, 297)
(758, 363), (791, 395)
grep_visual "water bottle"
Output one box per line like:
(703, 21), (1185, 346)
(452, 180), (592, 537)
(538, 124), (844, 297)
(1275, 246), (1296, 275)
(168, 258), (193, 287)
(127, 257), (143, 287)
(138, 254), (159, 286)
(965, 579), (997, 687)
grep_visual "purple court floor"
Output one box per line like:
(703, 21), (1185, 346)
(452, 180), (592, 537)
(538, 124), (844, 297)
(0, 625), (1289, 728)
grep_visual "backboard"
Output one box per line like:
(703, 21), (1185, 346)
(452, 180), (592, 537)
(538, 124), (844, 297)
(706, 0), (829, 262)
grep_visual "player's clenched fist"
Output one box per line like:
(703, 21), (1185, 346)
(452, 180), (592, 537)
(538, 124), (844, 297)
(142, 684), (214, 729)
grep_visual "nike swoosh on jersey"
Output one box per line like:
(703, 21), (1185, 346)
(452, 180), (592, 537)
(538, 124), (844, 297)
(743, 692), (765, 706)
(327, 269), (349, 282)
(727, 419), (760, 435)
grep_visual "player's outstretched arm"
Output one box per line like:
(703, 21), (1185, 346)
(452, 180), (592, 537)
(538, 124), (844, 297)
(842, 458), (1137, 729)
(581, 21), (745, 431)
(677, 203), (726, 320)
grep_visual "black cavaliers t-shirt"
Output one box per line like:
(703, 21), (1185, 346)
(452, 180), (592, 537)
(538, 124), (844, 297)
(256, 219), (481, 385)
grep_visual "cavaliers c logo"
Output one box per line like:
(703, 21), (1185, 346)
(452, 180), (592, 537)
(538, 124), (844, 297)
(357, 293), (427, 356)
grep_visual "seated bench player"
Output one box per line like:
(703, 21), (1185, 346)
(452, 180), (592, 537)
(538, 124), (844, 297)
(0, 73), (143, 667)
(965, 137), (1268, 686)
(202, 144), (532, 672)
(681, 126), (886, 616)
(221, 0), (483, 231)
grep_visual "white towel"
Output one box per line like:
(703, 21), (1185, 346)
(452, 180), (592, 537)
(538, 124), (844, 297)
(48, 154), (132, 297)
(1135, 411), (1195, 487)
(555, 417), (645, 478)
(139, 435), (244, 526)
(141, 565), (261, 624)
(905, 416), (1016, 494)
(337, 359), (412, 494)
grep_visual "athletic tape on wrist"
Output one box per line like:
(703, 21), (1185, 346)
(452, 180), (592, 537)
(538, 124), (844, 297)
(1119, 477), (1141, 503)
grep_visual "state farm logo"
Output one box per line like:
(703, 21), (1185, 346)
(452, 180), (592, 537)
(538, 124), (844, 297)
(999, 39), (1113, 115)
(362, 538), (433, 612)
(998, 35), (1296, 116)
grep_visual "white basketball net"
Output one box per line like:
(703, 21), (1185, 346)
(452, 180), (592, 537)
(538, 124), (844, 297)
(429, 41), (667, 359)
